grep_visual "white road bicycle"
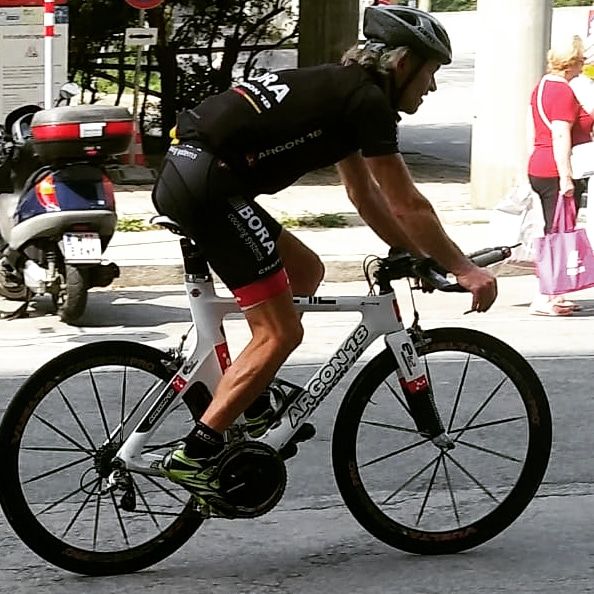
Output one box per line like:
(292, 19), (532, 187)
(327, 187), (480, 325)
(0, 218), (552, 576)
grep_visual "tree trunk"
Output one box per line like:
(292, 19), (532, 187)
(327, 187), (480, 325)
(298, 0), (359, 67)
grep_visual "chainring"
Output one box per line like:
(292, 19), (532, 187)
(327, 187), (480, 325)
(217, 441), (286, 519)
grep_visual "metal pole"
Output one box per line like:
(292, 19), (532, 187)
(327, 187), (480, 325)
(129, 8), (145, 165)
(44, 0), (55, 109)
(470, 0), (552, 208)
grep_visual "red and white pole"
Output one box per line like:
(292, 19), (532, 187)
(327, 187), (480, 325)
(44, 0), (55, 109)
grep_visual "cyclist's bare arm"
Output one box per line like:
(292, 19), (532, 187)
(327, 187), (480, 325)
(336, 154), (421, 255)
(337, 152), (497, 312)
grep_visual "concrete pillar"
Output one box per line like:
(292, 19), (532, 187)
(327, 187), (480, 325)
(418, 0), (432, 11)
(470, 0), (552, 208)
(298, 0), (359, 67)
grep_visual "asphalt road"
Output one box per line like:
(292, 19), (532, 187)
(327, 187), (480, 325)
(1, 279), (594, 592)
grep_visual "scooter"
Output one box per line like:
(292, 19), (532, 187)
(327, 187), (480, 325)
(0, 85), (134, 323)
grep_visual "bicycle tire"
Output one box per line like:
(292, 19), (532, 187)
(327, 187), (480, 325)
(0, 340), (203, 575)
(332, 327), (551, 555)
(57, 265), (89, 324)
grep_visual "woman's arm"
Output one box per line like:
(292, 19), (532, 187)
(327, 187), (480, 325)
(550, 119), (574, 195)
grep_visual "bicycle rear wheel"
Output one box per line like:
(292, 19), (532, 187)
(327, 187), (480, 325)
(332, 327), (551, 555)
(0, 341), (203, 575)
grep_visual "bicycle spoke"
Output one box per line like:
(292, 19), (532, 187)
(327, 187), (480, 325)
(382, 453), (441, 505)
(62, 479), (101, 538)
(456, 439), (522, 463)
(450, 415), (524, 435)
(415, 454), (443, 526)
(119, 367), (128, 445)
(441, 456), (460, 526)
(445, 451), (499, 503)
(143, 474), (186, 505)
(109, 490), (130, 547)
(32, 413), (92, 455)
(454, 376), (508, 443)
(447, 354), (470, 432)
(58, 386), (97, 452)
(383, 378), (411, 416)
(360, 419), (419, 434)
(24, 453), (93, 484)
(22, 446), (87, 453)
(37, 476), (100, 516)
(132, 477), (161, 529)
(93, 478), (103, 551)
(109, 379), (165, 444)
(89, 369), (110, 441)
(361, 437), (429, 469)
(143, 439), (180, 454)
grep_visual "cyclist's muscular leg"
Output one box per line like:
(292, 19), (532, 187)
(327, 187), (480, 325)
(276, 229), (325, 296)
(201, 288), (303, 432)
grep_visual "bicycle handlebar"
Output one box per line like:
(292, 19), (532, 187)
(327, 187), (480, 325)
(379, 245), (514, 293)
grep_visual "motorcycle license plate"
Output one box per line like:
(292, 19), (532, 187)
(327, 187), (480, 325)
(63, 232), (102, 263)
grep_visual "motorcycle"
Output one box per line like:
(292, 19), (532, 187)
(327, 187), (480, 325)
(0, 84), (134, 323)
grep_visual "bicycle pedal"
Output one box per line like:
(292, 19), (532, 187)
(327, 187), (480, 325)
(279, 442), (298, 461)
(292, 422), (315, 443)
(279, 424), (315, 461)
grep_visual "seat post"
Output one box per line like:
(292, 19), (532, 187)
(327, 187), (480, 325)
(179, 237), (210, 278)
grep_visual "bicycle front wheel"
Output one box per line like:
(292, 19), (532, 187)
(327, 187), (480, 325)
(332, 327), (551, 555)
(0, 341), (203, 576)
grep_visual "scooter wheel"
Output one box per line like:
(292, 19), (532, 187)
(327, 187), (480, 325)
(56, 265), (89, 323)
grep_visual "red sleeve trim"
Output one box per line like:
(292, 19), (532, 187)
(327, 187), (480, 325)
(233, 268), (290, 309)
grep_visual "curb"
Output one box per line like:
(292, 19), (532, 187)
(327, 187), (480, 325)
(111, 260), (532, 288)
(112, 260), (373, 288)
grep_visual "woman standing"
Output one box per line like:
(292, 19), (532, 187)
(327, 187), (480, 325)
(528, 35), (593, 316)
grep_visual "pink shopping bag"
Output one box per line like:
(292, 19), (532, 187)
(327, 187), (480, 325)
(534, 193), (594, 295)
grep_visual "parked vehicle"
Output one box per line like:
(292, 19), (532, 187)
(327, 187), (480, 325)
(0, 85), (134, 323)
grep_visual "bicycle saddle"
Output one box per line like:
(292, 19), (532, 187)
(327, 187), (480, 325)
(151, 215), (185, 235)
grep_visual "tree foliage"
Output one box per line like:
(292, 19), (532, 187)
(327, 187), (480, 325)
(67, 0), (296, 148)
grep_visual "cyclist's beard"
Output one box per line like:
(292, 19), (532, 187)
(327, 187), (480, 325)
(385, 75), (401, 115)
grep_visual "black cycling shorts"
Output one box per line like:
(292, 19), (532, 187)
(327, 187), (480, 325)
(152, 143), (288, 309)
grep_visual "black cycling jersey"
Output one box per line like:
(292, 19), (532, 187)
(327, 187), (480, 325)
(175, 63), (399, 195)
(153, 62), (399, 304)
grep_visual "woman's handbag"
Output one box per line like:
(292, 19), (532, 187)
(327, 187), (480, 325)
(534, 193), (594, 295)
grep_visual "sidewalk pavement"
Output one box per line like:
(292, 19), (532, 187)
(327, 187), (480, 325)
(106, 156), (509, 287)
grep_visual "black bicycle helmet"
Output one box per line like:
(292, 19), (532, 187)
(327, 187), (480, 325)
(363, 5), (452, 65)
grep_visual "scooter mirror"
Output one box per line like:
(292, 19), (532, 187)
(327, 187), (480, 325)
(59, 82), (80, 100)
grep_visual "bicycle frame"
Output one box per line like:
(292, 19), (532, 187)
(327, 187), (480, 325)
(115, 264), (429, 477)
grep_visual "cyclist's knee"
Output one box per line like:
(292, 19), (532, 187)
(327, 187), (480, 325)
(256, 317), (303, 357)
(291, 254), (324, 296)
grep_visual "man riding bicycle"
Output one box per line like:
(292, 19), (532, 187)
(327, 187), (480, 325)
(152, 5), (498, 511)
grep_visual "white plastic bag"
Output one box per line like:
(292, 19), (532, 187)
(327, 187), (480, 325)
(489, 184), (544, 272)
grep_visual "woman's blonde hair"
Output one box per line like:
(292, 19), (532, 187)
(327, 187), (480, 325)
(547, 35), (584, 75)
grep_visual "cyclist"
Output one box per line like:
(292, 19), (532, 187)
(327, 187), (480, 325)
(152, 5), (498, 511)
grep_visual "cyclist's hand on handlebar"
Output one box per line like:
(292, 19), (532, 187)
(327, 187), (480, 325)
(455, 265), (498, 313)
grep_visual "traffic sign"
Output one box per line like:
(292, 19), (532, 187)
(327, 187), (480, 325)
(125, 27), (158, 46)
(125, 0), (163, 9)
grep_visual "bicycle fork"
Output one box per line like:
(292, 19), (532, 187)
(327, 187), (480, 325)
(385, 330), (455, 450)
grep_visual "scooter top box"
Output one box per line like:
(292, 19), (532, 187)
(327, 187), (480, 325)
(31, 105), (134, 162)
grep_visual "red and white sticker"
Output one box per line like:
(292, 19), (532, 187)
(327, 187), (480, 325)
(215, 343), (232, 372)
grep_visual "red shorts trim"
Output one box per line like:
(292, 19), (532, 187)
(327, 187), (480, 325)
(233, 268), (290, 309)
